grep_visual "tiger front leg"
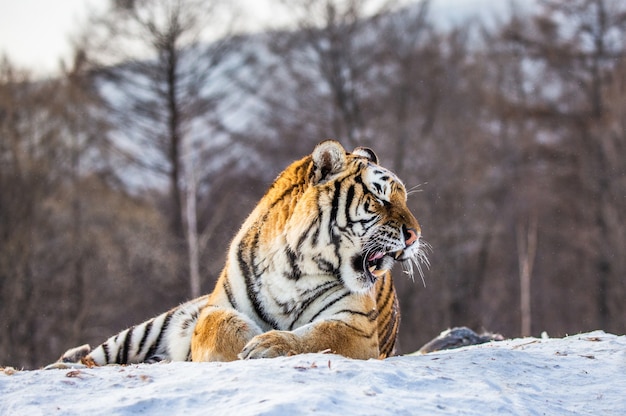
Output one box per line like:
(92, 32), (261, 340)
(191, 307), (263, 362)
(239, 319), (379, 360)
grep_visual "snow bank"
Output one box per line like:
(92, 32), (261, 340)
(2, 331), (624, 415)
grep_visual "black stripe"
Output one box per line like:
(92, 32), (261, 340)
(102, 342), (110, 363)
(334, 308), (379, 321)
(308, 290), (349, 323)
(180, 309), (200, 337)
(311, 196), (321, 246)
(240, 227), (279, 329)
(328, 181), (345, 270)
(329, 182), (341, 228)
(223, 277), (238, 309)
(288, 281), (342, 330)
(240, 233), (261, 314)
(379, 288), (400, 357)
(344, 184), (355, 224)
(376, 279), (393, 313)
(238, 234), (257, 312)
(329, 318), (377, 338)
(115, 335), (123, 363)
(113, 332), (123, 363)
(267, 184), (299, 210)
(145, 310), (174, 360)
(284, 247), (302, 280)
(120, 326), (134, 364)
(297, 216), (319, 249)
(315, 256), (336, 274)
(137, 320), (154, 358)
(379, 318), (395, 354)
(380, 313), (399, 356)
(265, 158), (311, 211)
(181, 310), (199, 330)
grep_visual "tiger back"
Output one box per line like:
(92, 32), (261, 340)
(49, 140), (425, 367)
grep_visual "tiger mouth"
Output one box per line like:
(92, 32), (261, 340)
(364, 250), (403, 279)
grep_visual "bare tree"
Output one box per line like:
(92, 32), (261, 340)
(374, 0), (434, 175)
(75, 0), (239, 297)
(183, 147), (201, 297)
(269, 0), (399, 148)
(516, 214), (537, 337)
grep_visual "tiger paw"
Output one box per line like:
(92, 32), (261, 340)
(239, 330), (303, 359)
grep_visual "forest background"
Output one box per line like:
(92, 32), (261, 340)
(1, 0), (625, 369)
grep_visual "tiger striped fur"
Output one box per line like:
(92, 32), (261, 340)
(51, 140), (426, 367)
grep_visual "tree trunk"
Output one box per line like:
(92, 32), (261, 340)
(517, 214), (537, 337)
(184, 152), (201, 298)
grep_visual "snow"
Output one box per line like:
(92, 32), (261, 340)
(1, 331), (624, 415)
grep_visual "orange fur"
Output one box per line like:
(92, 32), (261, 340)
(191, 308), (262, 362)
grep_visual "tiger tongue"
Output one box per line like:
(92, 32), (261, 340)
(367, 252), (385, 262)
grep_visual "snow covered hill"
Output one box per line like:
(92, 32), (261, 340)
(1, 330), (624, 415)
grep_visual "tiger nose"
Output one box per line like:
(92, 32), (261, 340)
(402, 226), (420, 247)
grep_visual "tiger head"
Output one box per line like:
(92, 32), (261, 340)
(273, 140), (427, 294)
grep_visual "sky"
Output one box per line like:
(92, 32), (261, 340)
(0, 0), (513, 77)
(0, 0), (284, 76)
(0, 0), (103, 75)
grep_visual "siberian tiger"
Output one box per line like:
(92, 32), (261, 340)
(50, 140), (427, 367)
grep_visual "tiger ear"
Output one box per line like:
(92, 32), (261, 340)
(352, 147), (378, 165)
(311, 140), (347, 184)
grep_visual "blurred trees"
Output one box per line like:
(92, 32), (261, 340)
(492, 0), (626, 337)
(0, 56), (181, 368)
(75, 0), (241, 297)
(1, 0), (626, 368)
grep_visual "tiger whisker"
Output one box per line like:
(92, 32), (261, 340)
(402, 239), (431, 287)
(406, 183), (428, 197)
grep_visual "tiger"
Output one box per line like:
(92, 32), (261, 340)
(49, 140), (427, 367)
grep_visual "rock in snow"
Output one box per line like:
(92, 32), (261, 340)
(1, 331), (625, 415)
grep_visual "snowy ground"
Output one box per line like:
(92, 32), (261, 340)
(1, 330), (624, 415)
